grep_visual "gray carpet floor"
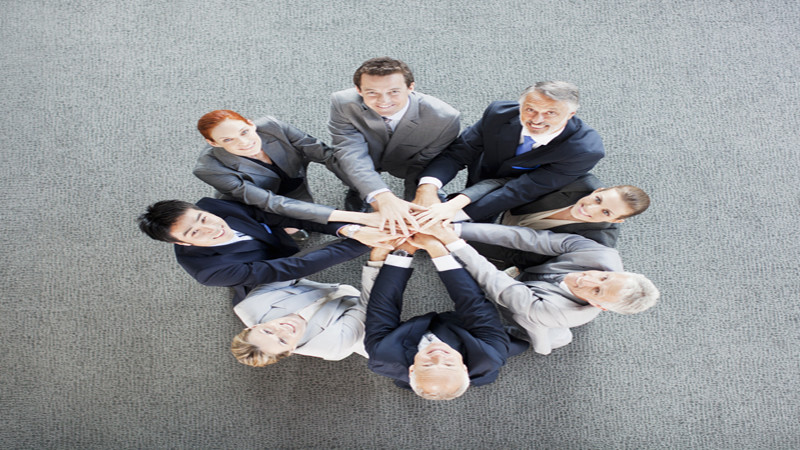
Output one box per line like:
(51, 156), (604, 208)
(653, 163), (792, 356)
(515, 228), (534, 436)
(2, 0), (798, 448)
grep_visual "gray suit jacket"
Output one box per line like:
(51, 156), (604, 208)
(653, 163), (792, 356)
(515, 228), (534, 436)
(460, 174), (620, 268)
(233, 267), (380, 361)
(453, 223), (623, 355)
(194, 116), (342, 224)
(328, 89), (460, 198)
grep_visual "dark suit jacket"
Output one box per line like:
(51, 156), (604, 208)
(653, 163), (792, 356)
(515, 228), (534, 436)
(174, 198), (368, 304)
(469, 174), (620, 268)
(364, 264), (522, 390)
(420, 101), (604, 221)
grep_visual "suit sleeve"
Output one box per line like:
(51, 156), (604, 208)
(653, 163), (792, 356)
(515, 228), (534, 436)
(403, 112), (461, 184)
(418, 113), (488, 186)
(450, 243), (582, 330)
(437, 268), (510, 356)
(364, 265), (413, 354)
(462, 151), (603, 221)
(190, 239), (369, 288)
(456, 177), (513, 202)
(193, 155), (335, 224)
(459, 222), (582, 255)
(327, 93), (390, 196)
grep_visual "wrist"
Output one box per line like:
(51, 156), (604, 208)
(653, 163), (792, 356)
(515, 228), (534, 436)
(339, 224), (362, 238)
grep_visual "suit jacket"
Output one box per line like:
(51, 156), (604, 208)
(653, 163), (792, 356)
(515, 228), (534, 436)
(232, 267), (380, 360)
(174, 198), (368, 304)
(462, 174), (620, 268)
(454, 223), (623, 355)
(421, 101), (604, 220)
(364, 264), (514, 390)
(193, 116), (341, 224)
(328, 89), (460, 197)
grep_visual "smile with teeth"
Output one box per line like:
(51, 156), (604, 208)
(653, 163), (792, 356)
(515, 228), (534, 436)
(213, 228), (225, 239)
(282, 322), (296, 333)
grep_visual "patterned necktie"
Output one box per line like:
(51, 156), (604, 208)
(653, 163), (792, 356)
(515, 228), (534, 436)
(382, 116), (393, 137)
(515, 135), (535, 156)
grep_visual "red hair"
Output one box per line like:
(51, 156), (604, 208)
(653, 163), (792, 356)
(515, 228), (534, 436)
(197, 110), (249, 141)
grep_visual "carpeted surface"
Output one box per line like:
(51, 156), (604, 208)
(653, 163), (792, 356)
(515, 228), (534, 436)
(1, 0), (798, 448)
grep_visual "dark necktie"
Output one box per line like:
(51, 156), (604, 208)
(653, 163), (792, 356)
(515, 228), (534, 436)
(515, 136), (535, 156)
(382, 116), (393, 137)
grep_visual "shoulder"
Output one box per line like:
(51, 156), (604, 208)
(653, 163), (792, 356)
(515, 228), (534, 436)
(195, 197), (251, 217)
(485, 100), (520, 117)
(330, 88), (361, 105)
(413, 91), (460, 118)
(562, 116), (603, 151)
(252, 116), (289, 134)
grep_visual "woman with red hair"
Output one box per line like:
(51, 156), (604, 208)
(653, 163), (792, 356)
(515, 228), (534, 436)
(194, 110), (376, 237)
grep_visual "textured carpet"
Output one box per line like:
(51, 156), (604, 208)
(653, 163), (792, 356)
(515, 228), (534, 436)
(1, 0), (798, 448)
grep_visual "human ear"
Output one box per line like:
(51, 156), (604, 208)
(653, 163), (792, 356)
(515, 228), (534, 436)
(206, 138), (221, 148)
(407, 82), (415, 92)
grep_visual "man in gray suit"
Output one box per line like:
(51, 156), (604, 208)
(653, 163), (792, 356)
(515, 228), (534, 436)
(329, 56), (461, 234)
(421, 222), (659, 355)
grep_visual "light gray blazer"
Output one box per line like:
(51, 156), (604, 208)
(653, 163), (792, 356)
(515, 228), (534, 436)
(233, 266), (380, 360)
(328, 89), (460, 197)
(193, 116), (342, 224)
(453, 223), (624, 355)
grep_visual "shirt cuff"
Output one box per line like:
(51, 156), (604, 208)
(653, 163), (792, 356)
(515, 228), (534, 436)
(452, 210), (471, 222)
(365, 188), (391, 204)
(445, 239), (468, 252)
(431, 255), (462, 271)
(418, 176), (443, 189)
(385, 254), (413, 268)
(367, 260), (384, 268)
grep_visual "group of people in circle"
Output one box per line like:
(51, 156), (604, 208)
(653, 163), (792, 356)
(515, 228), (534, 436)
(138, 57), (658, 400)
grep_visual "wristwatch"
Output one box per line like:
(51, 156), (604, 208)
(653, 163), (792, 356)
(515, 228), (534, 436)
(391, 249), (410, 257)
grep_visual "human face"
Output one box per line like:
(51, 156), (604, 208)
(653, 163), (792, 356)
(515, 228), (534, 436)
(169, 208), (234, 246)
(207, 118), (263, 158)
(409, 342), (468, 394)
(569, 188), (634, 223)
(246, 314), (307, 355)
(519, 91), (575, 135)
(356, 73), (414, 117)
(563, 271), (628, 309)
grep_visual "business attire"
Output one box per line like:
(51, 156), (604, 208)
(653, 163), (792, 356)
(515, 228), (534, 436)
(364, 255), (524, 390)
(420, 100), (604, 221)
(451, 223), (623, 355)
(174, 198), (368, 304)
(464, 174), (620, 268)
(194, 116), (346, 224)
(329, 89), (460, 200)
(232, 265), (380, 360)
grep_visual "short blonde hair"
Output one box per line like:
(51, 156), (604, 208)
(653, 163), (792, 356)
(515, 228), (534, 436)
(230, 328), (291, 367)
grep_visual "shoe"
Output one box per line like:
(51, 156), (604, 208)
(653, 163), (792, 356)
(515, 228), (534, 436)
(344, 189), (369, 212)
(288, 229), (310, 243)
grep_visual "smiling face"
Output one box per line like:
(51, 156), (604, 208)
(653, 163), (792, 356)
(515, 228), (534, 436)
(409, 342), (468, 396)
(246, 314), (307, 355)
(356, 73), (414, 117)
(169, 208), (233, 246)
(569, 188), (635, 223)
(206, 118), (263, 158)
(519, 91), (575, 135)
(563, 271), (629, 309)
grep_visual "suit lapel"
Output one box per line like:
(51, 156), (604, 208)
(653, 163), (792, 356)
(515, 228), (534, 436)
(386, 93), (420, 153)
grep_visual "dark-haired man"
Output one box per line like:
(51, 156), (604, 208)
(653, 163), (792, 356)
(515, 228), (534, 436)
(329, 56), (461, 234)
(137, 198), (391, 303)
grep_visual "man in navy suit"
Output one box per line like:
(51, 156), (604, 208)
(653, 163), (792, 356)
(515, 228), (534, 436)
(364, 234), (527, 400)
(137, 198), (387, 304)
(414, 81), (605, 224)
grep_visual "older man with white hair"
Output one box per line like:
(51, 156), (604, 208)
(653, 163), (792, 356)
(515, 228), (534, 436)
(414, 81), (605, 225)
(420, 222), (659, 355)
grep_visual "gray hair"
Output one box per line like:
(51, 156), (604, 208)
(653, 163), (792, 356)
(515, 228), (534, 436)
(603, 272), (659, 315)
(409, 367), (470, 401)
(519, 81), (580, 112)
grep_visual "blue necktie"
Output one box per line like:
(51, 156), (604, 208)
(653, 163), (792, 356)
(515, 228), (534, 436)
(515, 136), (535, 156)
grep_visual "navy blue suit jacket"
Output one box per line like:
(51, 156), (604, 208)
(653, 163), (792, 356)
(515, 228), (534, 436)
(174, 198), (368, 304)
(365, 264), (524, 390)
(420, 101), (604, 221)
